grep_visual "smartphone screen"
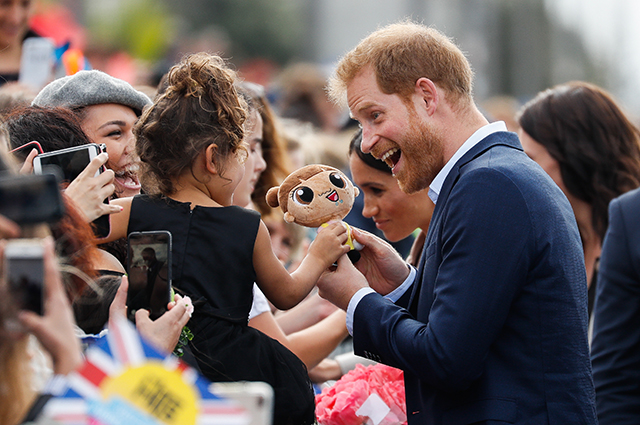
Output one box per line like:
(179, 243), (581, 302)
(126, 231), (172, 321)
(5, 240), (45, 315)
(34, 144), (101, 184)
(0, 173), (64, 225)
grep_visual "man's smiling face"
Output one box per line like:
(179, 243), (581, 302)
(347, 66), (444, 194)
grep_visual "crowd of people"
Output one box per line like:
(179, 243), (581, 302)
(2, 3), (640, 425)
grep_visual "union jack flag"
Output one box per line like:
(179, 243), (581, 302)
(41, 317), (254, 425)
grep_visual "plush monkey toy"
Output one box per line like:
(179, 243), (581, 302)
(266, 164), (363, 261)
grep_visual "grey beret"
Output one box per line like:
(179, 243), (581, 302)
(32, 70), (152, 116)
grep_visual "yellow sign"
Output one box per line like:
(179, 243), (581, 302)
(101, 362), (198, 425)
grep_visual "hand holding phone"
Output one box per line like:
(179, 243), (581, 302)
(64, 152), (120, 222)
(110, 276), (191, 354)
(126, 231), (173, 322)
(0, 173), (65, 225)
(33, 144), (112, 237)
(11, 237), (83, 375)
(33, 143), (103, 183)
(9, 140), (47, 175)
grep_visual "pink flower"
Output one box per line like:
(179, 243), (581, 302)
(180, 295), (194, 317)
(316, 364), (407, 425)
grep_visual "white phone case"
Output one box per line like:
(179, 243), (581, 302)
(33, 143), (102, 179)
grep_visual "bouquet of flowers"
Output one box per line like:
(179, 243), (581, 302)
(315, 363), (407, 425)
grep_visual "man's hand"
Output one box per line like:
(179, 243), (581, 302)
(317, 254), (368, 310)
(350, 227), (410, 295)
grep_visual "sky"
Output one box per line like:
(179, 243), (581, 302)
(545, 0), (640, 117)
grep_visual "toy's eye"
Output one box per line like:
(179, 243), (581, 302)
(293, 186), (314, 205)
(329, 172), (346, 188)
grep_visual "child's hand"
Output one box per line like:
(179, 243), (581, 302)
(309, 221), (351, 268)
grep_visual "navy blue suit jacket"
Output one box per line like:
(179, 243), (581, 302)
(591, 187), (640, 424)
(353, 132), (597, 424)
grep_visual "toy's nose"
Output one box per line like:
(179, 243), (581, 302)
(326, 190), (339, 202)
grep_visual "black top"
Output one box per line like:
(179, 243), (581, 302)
(128, 194), (316, 425)
(129, 194), (260, 323)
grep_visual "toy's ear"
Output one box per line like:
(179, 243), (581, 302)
(354, 186), (360, 198)
(284, 212), (296, 223)
(266, 186), (281, 208)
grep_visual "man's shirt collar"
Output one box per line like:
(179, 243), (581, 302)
(428, 121), (508, 204)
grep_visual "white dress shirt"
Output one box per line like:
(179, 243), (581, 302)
(345, 121), (509, 335)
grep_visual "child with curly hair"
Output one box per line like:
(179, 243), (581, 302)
(105, 52), (350, 425)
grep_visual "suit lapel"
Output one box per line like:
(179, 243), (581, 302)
(406, 132), (522, 316)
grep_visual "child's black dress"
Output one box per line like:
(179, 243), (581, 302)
(128, 194), (316, 425)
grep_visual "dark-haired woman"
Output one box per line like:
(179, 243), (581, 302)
(517, 81), (640, 316)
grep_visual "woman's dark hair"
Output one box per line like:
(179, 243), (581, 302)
(73, 275), (121, 335)
(3, 106), (90, 160)
(135, 52), (247, 195)
(517, 81), (640, 240)
(348, 127), (392, 174)
(51, 196), (101, 301)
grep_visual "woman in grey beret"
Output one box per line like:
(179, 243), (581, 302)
(32, 70), (152, 198)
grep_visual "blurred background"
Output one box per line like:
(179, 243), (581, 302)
(24, 0), (640, 121)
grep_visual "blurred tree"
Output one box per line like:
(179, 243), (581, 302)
(85, 0), (176, 62)
(164, 0), (309, 65)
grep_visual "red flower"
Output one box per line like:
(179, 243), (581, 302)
(316, 364), (407, 425)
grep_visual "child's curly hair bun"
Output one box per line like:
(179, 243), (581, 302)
(134, 53), (248, 195)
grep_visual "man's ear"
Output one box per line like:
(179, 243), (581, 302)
(415, 77), (438, 116)
(204, 144), (219, 175)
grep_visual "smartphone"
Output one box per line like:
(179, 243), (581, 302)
(126, 231), (172, 322)
(33, 143), (103, 183)
(0, 173), (64, 225)
(33, 143), (110, 238)
(19, 37), (55, 92)
(10, 141), (44, 160)
(4, 239), (45, 315)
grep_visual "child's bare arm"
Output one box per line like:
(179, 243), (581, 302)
(97, 197), (132, 243)
(254, 220), (349, 310)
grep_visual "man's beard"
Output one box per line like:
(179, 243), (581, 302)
(394, 116), (444, 195)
